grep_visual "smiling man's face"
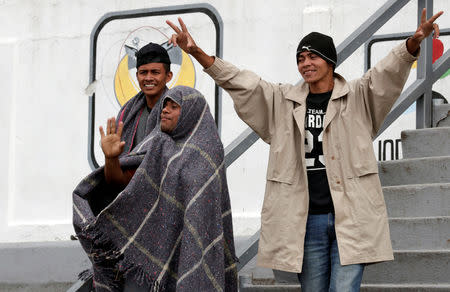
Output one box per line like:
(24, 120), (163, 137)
(136, 63), (172, 100)
(297, 51), (333, 87)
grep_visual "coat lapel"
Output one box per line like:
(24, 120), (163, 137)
(285, 82), (308, 137)
(324, 74), (350, 131)
(285, 75), (350, 133)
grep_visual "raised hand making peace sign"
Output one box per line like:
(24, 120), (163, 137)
(166, 17), (198, 54)
(166, 17), (215, 68)
(407, 8), (444, 55)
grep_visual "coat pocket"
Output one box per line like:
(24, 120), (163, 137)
(354, 172), (385, 214)
(346, 155), (378, 179)
(266, 150), (295, 185)
(346, 159), (379, 179)
(341, 131), (378, 178)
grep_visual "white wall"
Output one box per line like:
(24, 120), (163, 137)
(1, 0), (449, 243)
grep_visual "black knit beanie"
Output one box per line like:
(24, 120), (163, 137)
(296, 32), (337, 66)
(135, 42), (171, 69)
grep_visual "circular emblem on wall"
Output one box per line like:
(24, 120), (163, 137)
(114, 26), (196, 106)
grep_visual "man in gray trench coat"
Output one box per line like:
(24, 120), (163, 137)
(167, 8), (443, 292)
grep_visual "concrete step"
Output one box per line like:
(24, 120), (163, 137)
(378, 156), (450, 186)
(389, 216), (450, 250)
(401, 127), (450, 158)
(361, 284), (450, 292)
(241, 250), (450, 288)
(362, 250), (450, 284)
(240, 275), (450, 291)
(0, 283), (73, 292)
(383, 183), (450, 217)
(240, 275), (300, 292)
(240, 274), (298, 292)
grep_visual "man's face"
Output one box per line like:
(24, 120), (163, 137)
(297, 51), (333, 85)
(136, 63), (173, 100)
(160, 99), (181, 133)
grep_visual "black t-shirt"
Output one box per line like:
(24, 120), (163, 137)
(305, 91), (334, 214)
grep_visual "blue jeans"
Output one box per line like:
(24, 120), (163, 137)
(297, 213), (365, 292)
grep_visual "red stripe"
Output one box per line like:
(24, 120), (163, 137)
(119, 104), (127, 123)
(128, 107), (144, 153)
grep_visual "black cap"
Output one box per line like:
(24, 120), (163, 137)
(296, 32), (337, 66)
(135, 42), (171, 69)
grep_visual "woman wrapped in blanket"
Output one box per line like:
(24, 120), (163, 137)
(72, 86), (238, 292)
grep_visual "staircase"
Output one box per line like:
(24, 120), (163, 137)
(238, 112), (450, 291)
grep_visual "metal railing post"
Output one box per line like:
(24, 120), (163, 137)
(416, 0), (434, 128)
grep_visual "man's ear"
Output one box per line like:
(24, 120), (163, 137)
(165, 71), (173, 83)
(328, 63), (335, 73)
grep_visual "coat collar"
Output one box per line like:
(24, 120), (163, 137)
(285, 73), (350, 104)
(286, 73), (350, 131)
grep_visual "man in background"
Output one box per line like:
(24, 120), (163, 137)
(101, 42), (173, 186)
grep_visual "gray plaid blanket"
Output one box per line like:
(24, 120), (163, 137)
(73, 86), (238, 291)
(115, 88), (166, 155)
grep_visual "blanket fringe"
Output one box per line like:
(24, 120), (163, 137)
(121, 262), (164, 292)
(78, 224), (164, 291)
(78, 268), (93, 281)
(78, 223), (124, 291)
(78, 222), (123, 264)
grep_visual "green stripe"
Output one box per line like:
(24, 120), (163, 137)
(440, 68), (450, 79)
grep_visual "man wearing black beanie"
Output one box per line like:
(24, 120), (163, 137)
(168, 9), (443, 292)
(99, 42), (173, 187)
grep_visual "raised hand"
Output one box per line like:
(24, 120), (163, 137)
(415, 9), (443, 40)
(407, 9), (443, 54)
(166, 17), (215, 68)
(99, 117), (125, 159)
(166, 17), (199, 54)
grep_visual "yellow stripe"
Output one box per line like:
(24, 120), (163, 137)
(176, 233), (224, 289)
(172, 51), (196, 88)
(135, 167), (185, 211)
(114, 55), (139, 106)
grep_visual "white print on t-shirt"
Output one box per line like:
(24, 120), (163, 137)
(305, 130), (325, 169)
(305, 108), (326, 171)
(306, 110), (324, 128)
